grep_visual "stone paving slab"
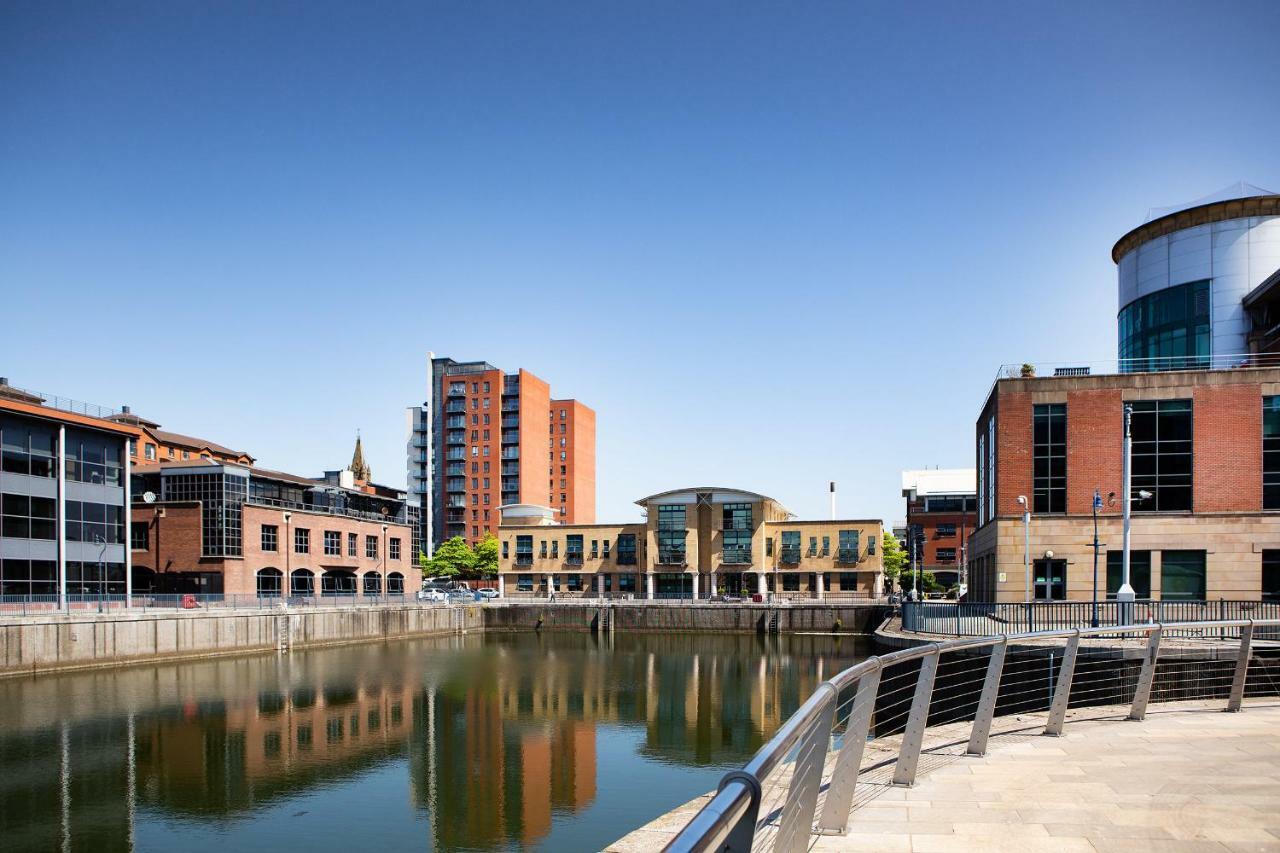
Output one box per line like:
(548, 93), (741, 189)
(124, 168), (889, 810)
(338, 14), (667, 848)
(606, 700), (1280, 852)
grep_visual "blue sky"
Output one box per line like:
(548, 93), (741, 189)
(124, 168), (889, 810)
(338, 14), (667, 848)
(3, 1), (1279, 526)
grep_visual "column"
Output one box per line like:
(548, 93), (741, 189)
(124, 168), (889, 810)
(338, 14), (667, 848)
(498, 573), (505, 598)
(57, 424), (67, 611)
(816, 572), (824, 601)
(597, 573), (605, 599)
(546, 573), (554, 599)
(757, 573), (766, 596)
(709, 570), (717, 599)
(124, 448), (132, 608)
(646, 573), (655, 600)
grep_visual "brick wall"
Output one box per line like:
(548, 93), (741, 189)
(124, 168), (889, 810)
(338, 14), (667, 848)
(1194, 382), (1263, 513)
(995, 392), (1032, 517)
(1065, 388), (1124, 515)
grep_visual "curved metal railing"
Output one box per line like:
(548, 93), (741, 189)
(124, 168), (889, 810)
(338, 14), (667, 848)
(663, 618), (1280, 852)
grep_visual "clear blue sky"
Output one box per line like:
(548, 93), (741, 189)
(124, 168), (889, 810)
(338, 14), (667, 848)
(3, 1), (1279, 526)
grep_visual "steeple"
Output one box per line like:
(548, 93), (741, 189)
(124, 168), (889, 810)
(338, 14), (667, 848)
(350, 430), (371, 482)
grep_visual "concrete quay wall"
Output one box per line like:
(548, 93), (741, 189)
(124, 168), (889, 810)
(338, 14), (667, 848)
(1, 604), (484, 677)
(484, 602), (890, 634)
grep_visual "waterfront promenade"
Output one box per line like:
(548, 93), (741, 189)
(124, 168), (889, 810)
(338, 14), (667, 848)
(610, 699), (1280, 852)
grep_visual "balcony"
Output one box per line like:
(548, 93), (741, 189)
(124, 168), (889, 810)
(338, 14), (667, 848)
(837, 547), (860, 564)
(779, 546), (801, 564)
(501, 402), (519, 412)
(448, 383), (465, 396)
(446, 497), (465, 508)
(445, 401), (465, 413)
(657, 548), (686, 566)
(446, 416), (466, 428)
(515, 553), (533, 566)
(501, 462), (520, 475)
(721, 547), (752, 565)
(501, 448), (519, 460)
(446, 432), (466, 445)
(502, 416), (520, 428)
(502, 431), (519, 444)
(447, 463), (465, 475)
(722, 519), (753, 531)
(565, 552), (584, 566)
(411, 436), (429, 448)
(446, 449), (465, 461)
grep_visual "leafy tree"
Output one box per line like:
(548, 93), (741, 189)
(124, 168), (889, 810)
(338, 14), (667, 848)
(422, 536), (474, 578)
(898, 570), (943, 594)
(473, 533), (500, 577)
(881, 532), (908, 584)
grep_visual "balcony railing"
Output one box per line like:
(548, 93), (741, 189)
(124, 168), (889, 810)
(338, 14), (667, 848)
(502, 432), (519, 444)
(721, 547), (752, 565)
(657, 549), (686, 566)
(445, 402), (465, 413)
(446, 450), (464, 461)
(411, 436), (429, 448)
(722, 518), (752, 531)
(446, 433), (466, 445)
(836, 547), (860, 563)
(501, 417), (520, 428)
(502, 402), (519, 412)
(779, 546), (801, 564)
(447, 384), (465, 396)
(244, 496), (411, 526)
(501, 449), (519, 459)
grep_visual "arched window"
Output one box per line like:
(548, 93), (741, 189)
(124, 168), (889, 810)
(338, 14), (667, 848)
(322, 570), (356, 597)
(257, 567), (283, 597)
(291, 569), (314, 597)
(387, 572), (404, 595)
(363, 572), (382, 596)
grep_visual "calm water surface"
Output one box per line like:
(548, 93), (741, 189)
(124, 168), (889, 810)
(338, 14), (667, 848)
(0, 631), (870, 852)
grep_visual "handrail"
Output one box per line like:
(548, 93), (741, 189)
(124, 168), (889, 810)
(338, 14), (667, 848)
(662, 616), (1280, 852)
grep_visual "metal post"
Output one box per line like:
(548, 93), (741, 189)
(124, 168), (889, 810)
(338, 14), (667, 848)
(817, 666), (882, 834)
(967, 638), (1007, 756)
(57, 424), (67, 612)
(1128, 625), (1161, 720)
(124, 449), (132, 609)
(776, 684), (836, 853)
(1023, 507), (1031, 603)
(1117, 406), (1136, 625)
(1227, 621), (1254, 712)
(1044, 631), (1080, 736)
(893, 647), (939, 786)
(1091, 490), (1101, 628)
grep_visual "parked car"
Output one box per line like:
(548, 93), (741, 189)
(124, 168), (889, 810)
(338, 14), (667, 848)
(476, 588), (500, 600)
(417, 588), (447, 602)
(446, 588), (475, 603)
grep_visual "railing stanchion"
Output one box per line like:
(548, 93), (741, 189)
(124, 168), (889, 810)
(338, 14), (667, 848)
(892, 647), (939, 786)
(1227, 621), (1254, 712)
(1128, 624), (1162, 721)
(1044, 630), (1080, 736)
(817, 666), (881, 834)
(967, 637), (1007, 756)
(775, 684), (836, 853)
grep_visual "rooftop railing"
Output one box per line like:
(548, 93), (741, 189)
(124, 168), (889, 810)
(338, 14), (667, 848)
(663, 614), (1280, 852)
(244, 495), (411, 525)
(996, 352), (1280, 383)
(0, 382), (122, 420)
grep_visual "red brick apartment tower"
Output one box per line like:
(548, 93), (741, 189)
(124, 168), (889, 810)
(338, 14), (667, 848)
(424, 357), (595, 549)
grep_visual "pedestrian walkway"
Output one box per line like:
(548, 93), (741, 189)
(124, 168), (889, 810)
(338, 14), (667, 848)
(608, 700), (1280, 852)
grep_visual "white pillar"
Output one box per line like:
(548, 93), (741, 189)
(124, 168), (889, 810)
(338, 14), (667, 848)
(546, 573), (553, 599)
(646, 573), (654, 600)
(709, 570), (717, 599)
(596, 573), (605, 599)
(123, 444), (132, 608)
(816, 572), (824, 601)
(498, 573), (505, 598)
(757, 573), (766, 596)
(57, 424), (67, 611)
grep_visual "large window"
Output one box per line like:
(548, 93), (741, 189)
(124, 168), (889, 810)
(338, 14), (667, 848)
(257, 568), (283, 597)
(1263, 551), (1280, 602)
(0, 558), (57, 595)
(837, 530), (859, 563)
(1160, 550), (1206, 600)
(2, 494), (57, 540)
(0, 416), (57, 478)
(1033, 403), (1066, 513)
(295, 528), (310, 554)
(1118, 279), (1210, 372)
(1129, 400), (1192, 511)
(657, 504), (686, 564)
(64, 500), (123, 544)
(262, 524), (278, 552)
(324, 530), (341, 556)
(1032, 558), (1066, 601)
(615, 534), (636, 565)
(1265, 398), (1280, 509)
(515, 535), (533, 564)
(291, 569), (314, 596)
(1106, 550), (1152, 598)
(780, 531), (801, 563)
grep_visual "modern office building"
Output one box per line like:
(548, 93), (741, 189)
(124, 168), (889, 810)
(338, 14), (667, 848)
(407, 354), (595, 553)
(0, 378), (141, 598)
(901, 469), (976, 588)
(1114, 182), (1279, 370)
(495, 486), (882, 600)
(131, 436), (421, 597)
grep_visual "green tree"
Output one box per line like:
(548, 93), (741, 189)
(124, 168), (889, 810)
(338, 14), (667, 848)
(881, 532), (908, 584)
(899, 570), (943, 594)
(473, 533), (500, 578)
(421, 536), (474, 578)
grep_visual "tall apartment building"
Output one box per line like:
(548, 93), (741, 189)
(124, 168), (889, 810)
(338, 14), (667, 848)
(900, 469), (976, 588)
(407, 355), (595, 552)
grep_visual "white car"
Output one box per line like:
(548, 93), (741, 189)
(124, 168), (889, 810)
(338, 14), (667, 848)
(446, 588), (475, 603)
(417, 589), (447, 603)
(476, 588), (500, 600)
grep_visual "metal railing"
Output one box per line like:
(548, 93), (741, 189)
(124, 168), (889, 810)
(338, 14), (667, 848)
(996, 352), (1280, 383)
(722, 548), (753, 565)
(657, 549), (687, 565)
(0, 593), (419, 615)
(0, 381), (122, 420)
(663, 616), (1280, 852)
(244, 496), (412, 526)
(904, 599), (1280, 636)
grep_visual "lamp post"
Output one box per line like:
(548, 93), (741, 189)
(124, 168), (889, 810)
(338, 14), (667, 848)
(381, 523), (389, 602)
(1016, 496), (1030, 602)
(1091, 490), (1102, 628)
(283, 512), (292, 600)
(1118, 405), (1154, 625)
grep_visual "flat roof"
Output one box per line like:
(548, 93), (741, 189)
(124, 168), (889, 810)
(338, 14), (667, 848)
(901, 469), (976, 499)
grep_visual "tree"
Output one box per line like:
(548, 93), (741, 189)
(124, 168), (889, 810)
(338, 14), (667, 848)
(473, 533), (500, 578)
(898, 570), (943, 594)
(881, 532), (908, 585)
(421, 536), (474, 578)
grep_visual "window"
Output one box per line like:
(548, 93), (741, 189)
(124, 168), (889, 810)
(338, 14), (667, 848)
(502, 540), (509, 559)
(618, 574), (637, 593)
(390, 538), (401, 560)
(551, 540), (559, 558)
(1160, 550), (1206, 600)
(657, 504), (687, 563)
(145, 444), (156, 461)
(388, 572), (404, 594)
(808, 536), (818, 556)
(560, 409), (567, 419)
(539, 540), (547, 559)
(868, 535), (875, 555)
(363, 572), (382, 595)
(590, 540), (598, 558)
(1, 559), (58, 596)
(1033, 403), (1066, 513)
(1263, 551), (1280, 601)
(1265, 398), (1280, 509)
(516, 535), (533, 564)
(936, 523), (957, 538)
(616, 534), (636, 565)
(517, 574), (533, 591)
(261, 524), (278, 552)
(131, 521), (149, 551)
(1118, 279), (1210, 372)
(1130, 400), (1193, 511)
(1032, 558), (1066, 600)
(566, 534), (583, 563)
(1106, 550), (1152, 599)
(780, 531), (800, 563)
(602, 539), (610, 558)
(936, 548), (956, 563)
(257, 568), (283, 597)
(63, 500), (123, 545)
(348, 532), (357, 557)
(838, 572), (858, 591)
(321, 570), (357, 596)
(291, 569), (314, 596)
(566, 575), (582, 591)
(294, 528), (309, 554)
(783, 575), (800, 592)
(324, 530), (340, 556)
(821, 536), (830, 556)
(365, 535), (378, 559)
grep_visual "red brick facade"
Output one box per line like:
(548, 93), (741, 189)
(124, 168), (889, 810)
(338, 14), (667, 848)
(1193, 383), (1263, 513)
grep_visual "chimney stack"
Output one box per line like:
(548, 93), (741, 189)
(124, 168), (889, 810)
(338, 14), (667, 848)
(829, 481), (836, 520)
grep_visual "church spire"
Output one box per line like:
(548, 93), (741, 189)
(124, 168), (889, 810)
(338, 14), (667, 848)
(350, 430), (371, 482)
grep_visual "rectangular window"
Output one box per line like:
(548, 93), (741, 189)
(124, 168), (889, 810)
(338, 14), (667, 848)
(1032, 558), (1067, 600)
(590, 539), (598, 558)
(657, 504), (687, 563)
(618, 574), (637, 592)
(936, 548), (956, 563)
(780, 531), (800, 563)
(782, 574), (800, 592)
(365, 535), (377, 559)
(821, 536), (830, 556)
(838, 572), (858, 591)
(390, 538), (401, 560)
(517, 574), (533, 591)
(502, 540), (509, 560)
(1033, 403), (1066, 513)
(551, 540), (559, 558)
(295, 528), (310, 554)
(616, 534), (636, 565)
(540, 540), (547, 558)
(347, 532), (357, 557)
(936, 523), (957, 538)
(808, 536), (818, 556)
(1263, 551), (1280, 601)
(261, 524), (278, 552)
(324, 530), (341, 556)
(1105, 550), (1152, 599)
(1265, 398), (1280, 509)
(1130, 400), (1192, 512)
(838, 530), (859, 562)
(131, 521), (149, 551)
(766, 537), (774, 557)
(1160, 550), (1206, 600)
(566, 575), (583, 591)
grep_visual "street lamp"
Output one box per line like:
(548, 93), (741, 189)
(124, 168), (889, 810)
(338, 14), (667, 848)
(1016, 495), (1030, 602)
(1089, 490), (1116, 628)
(381, 523), (389, 601)
(1118, 404), (1154, 625)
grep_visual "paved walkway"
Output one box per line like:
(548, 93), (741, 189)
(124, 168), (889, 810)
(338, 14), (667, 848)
(609, 701), (1280, 852)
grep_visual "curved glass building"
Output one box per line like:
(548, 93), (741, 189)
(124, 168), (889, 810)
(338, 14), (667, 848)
(1113, 183), (1280, 371)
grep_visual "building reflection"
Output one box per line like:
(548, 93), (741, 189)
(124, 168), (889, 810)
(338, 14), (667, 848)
(0, 632), (866, 851)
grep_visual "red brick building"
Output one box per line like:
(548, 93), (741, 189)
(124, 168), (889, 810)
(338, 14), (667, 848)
(969, 366), (1280, 603)
(900, 469), (976, 589)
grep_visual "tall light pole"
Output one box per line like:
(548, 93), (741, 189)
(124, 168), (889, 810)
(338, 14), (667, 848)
(1119, 406), (1136, 624)
(1091, 490), (1102, 628)
(1016, 495), (1030, 602)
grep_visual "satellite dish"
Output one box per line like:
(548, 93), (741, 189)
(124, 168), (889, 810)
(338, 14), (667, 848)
(143, 491), (156, 504)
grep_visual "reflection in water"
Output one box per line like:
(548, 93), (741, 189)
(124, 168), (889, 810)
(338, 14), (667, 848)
(0, 632), (868, 852)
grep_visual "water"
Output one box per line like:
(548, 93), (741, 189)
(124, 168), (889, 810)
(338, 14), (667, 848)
(0, 631), (870, 852)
